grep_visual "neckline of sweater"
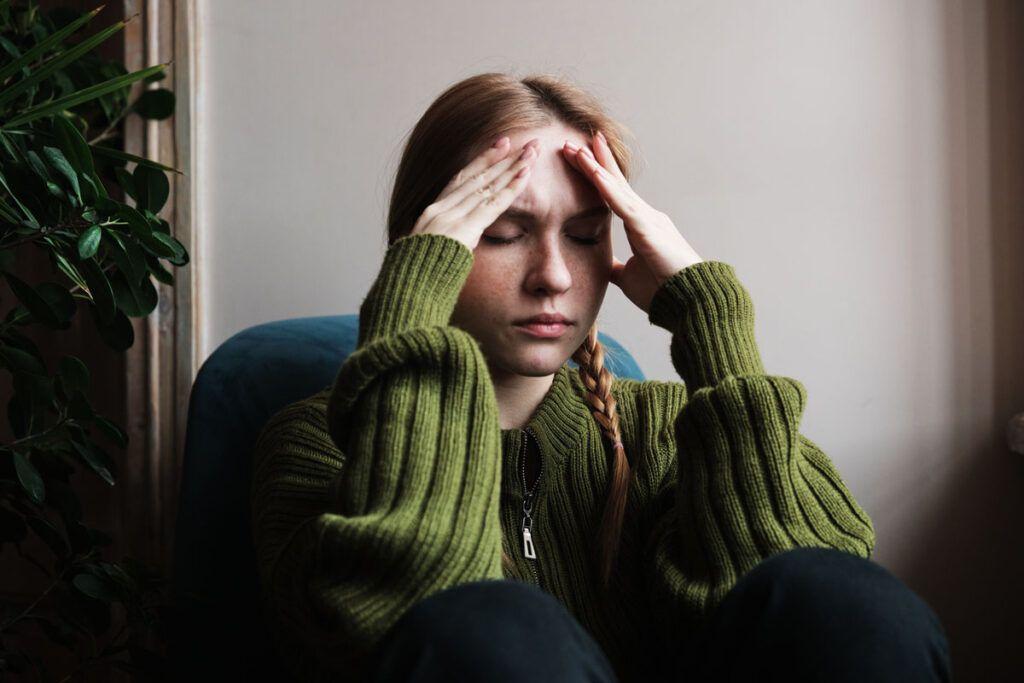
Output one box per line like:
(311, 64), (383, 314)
(498, 362), (592, 467)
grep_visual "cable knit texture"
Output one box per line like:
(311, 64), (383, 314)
(250, 232), (876, 682)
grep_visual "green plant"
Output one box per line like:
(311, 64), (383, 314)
(0, 2), (184, 679)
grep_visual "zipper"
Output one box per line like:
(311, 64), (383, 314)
(520, 427), (544, 587)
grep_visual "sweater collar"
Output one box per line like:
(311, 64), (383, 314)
(498, 362), (594, 468)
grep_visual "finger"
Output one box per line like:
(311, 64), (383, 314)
(561, 138), (617, 180)
(582, 144), (649, 211)
(438, 138), (538, 214)
(436, 136), (511, 201)
(449, 141), (537, 218)
(570, 145), (642, 219)
(592, 130), (627, 181)
(561, 141), (586, 173)
(610, 257), (626, 286)
(461, 158), (534, 225)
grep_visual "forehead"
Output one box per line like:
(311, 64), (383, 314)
(503, 123), (601, 215)
(505, 121), (590, 150)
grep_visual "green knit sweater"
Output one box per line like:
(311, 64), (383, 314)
(250, 232), (875, 682)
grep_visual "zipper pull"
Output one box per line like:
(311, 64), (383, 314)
(522, 515), (536, 559)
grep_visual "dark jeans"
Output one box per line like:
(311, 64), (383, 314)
(366, 547), (952, 682)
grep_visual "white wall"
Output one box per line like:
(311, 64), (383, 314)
(195, 1), (1024, 678)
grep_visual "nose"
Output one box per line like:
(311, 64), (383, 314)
(523, 235), (573, 296)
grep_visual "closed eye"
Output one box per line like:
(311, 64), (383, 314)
(482, 235), (601, 246)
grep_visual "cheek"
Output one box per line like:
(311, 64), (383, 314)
(455, 261), (511, 318)
(463, 258), (505, 294)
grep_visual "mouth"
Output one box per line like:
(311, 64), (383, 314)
(514, 321), (573, 339)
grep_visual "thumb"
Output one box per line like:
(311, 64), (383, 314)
(610, 257), (626, 287)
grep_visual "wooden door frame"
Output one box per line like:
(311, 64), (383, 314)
(120, 0), (199, 572)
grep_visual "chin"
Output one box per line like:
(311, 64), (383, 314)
(522, 346), (576, 373)
(491, 347), (569, 378)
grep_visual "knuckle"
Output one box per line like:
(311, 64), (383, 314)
(430, 216), (452, 232)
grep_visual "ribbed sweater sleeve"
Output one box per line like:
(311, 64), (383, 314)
(640, 260), (876, 643)
(251, 233), (505, 680)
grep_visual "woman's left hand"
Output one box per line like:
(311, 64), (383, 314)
(562, 130), (705, 314)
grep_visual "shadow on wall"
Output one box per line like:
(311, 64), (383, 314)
(896, 1), (1024, 680)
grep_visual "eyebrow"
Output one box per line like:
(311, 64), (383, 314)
(499, 205), (611, 223)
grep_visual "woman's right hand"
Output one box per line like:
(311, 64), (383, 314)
(409, 136), (540, 251)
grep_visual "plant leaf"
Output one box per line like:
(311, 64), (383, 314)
(132, 163), (169, 213)
(144, 253), (174, 285)
(53, 251), (86, 290)
(24, 150), (51, 181)
(52, 115), (96, 178)
(77, 223), (101, 259)
(70, 440), (114, 486)
(106, 231), (148, 284)
(73, 572), (120, 602)
(0, 5), (104, 85)
(0, 345), (47, 375)
(36, 283), (76, 326)
(3, 62), (169, 129)
(0, 18), (130, 110)
(113, 166), (136, 202)
(94, 415), (128, 448)
(132, 88), (175, 120)
(13, 451), (45, 504)
(57, 355), (90, 394)
(90, 142), (181, 173)
(3, 272), (62, 328)
(42, 146), (82, 205)
(0, 167), (39, 228)
(78, 258), (116, 324)
(116, 204), (151, 238)
(27, 515), (67, 556)
(109, 269), (157, 317)
(90, 305), (134, 351)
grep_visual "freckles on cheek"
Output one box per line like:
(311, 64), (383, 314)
(461, 272), (511, 318)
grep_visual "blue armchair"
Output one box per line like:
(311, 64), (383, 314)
(168, 313), (646, 680)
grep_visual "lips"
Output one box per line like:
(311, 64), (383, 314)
(516, 313), (573, 325)
(515, 320), (571, 339)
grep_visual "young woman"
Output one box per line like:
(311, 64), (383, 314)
(251, 72), (951, 682)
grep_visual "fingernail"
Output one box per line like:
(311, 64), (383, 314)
(493, 136), (508, 148)
(596, 130), (606, 143)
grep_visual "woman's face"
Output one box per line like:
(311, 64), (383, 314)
(450, 123), (615, 378)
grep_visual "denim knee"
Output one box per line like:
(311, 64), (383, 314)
(704, 547), (951, 681)
(368, 579), (617, 683)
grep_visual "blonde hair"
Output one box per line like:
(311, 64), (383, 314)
(386, 71), (639, 590)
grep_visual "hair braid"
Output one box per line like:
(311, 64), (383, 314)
(572, 324), (630, 590)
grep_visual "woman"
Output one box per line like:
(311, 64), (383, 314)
(250, 72), (951, 682)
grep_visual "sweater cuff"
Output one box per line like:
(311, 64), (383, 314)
(357, 233), (474, 346)
(647, 260), (766, 391)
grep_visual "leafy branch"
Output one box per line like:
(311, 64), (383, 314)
(0, 2), (181, 679)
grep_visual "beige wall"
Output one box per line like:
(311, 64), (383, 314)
(195, 1), (1024, 678)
